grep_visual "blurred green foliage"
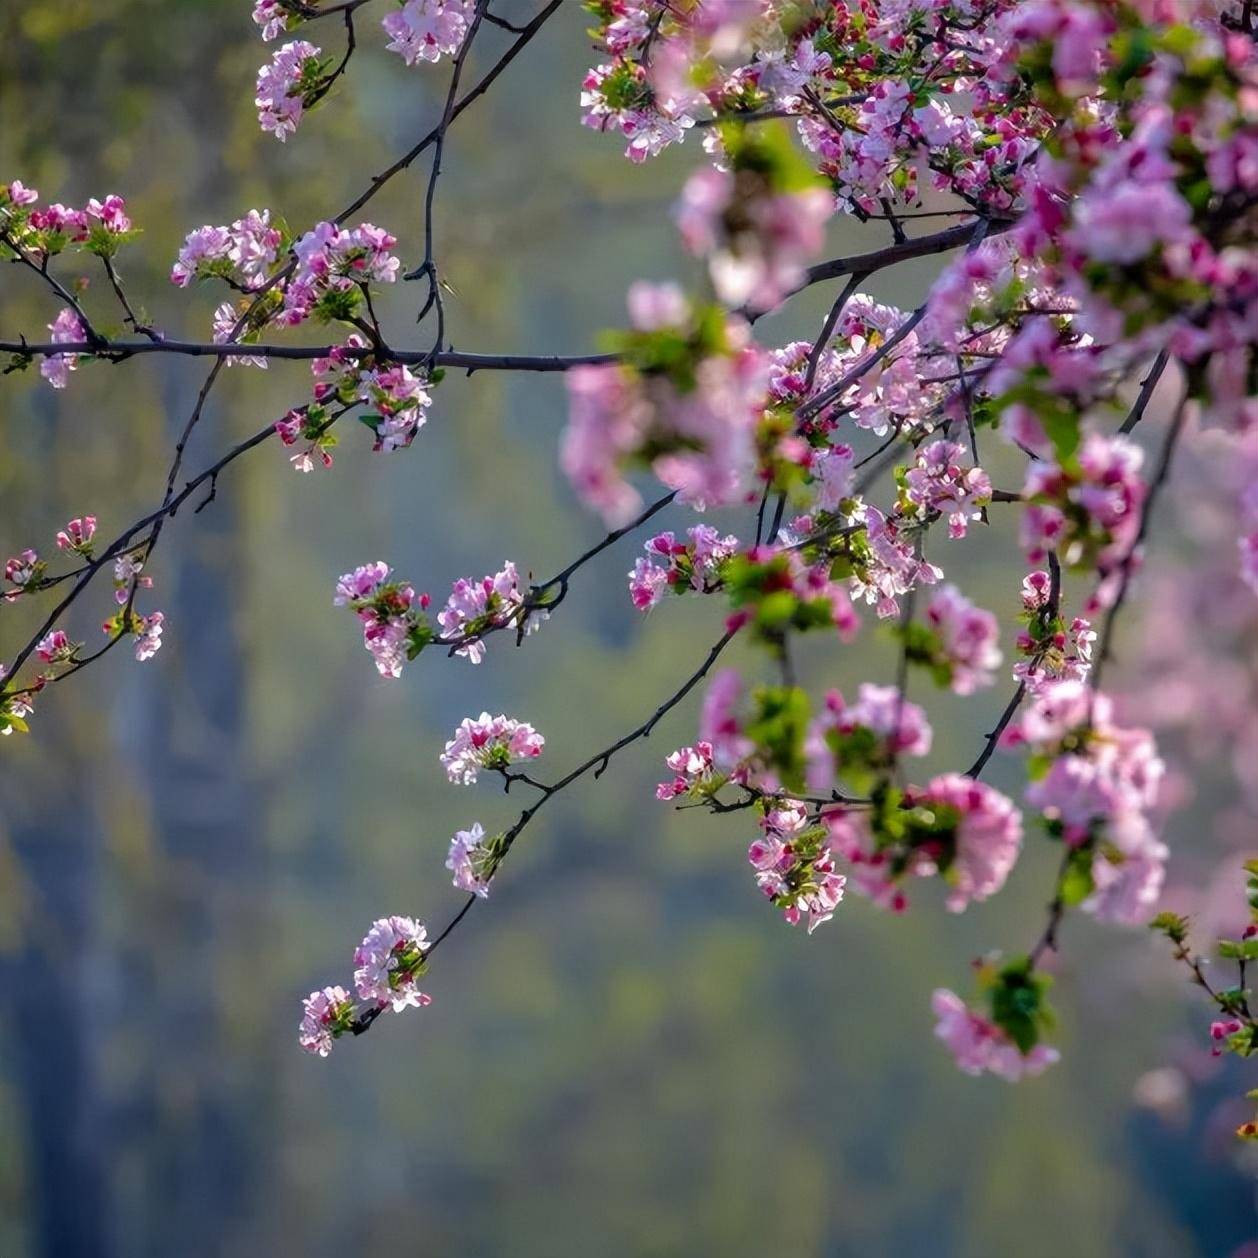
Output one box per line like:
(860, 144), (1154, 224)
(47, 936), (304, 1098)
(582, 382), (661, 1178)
(0, 3), (1253, 1255)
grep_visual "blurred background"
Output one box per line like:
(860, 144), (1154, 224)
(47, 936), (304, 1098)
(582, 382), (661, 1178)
(1, 3), (1256, 1255)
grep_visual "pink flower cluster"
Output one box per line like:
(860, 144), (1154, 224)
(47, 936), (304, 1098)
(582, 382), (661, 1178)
(446, 822), (501, 898)
(436, 560), (538, 664)
(675, 162), (834, 312)
(256, 41), (323, 140)
(299, 914), (433, 1056)
(805, 684), (933, 793)
(382, 0), (476, 65)
(171, 210), (282, 289)
(282, 220), (401, 324)
(562, 283), (767, 525)
(353, 915), (432, 1011)
(1020, 433), (1147, 575)
(849, 506), (942, 619)
(628, 525), (739, 612)
(923, 585), (1002, 695)
(655, 741), (719, 801)
(40, 308), (86, 390)
(932, 988), (1059, 1082)
(1005, 680), (1167, 924)
(580, 60), (695, 164)
(440, 712), (544, 786)
(2, 183), (133, 260)
(1014, 569), (1094, 692)
(909, 775), (1024, 914)
(811, 296), (945, 439)
(903, 441), (992, 540)
(748, 800), (847, 933)
(334, 561), (428, 678)
(297, 985), (355, 1057)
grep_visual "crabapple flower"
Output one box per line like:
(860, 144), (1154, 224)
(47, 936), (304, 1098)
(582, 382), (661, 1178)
(656, 741), (719, 801)
(40, 308), (86, 389)
(133, 611), (165, 662)
(748, 800), (846, 933)
(1015, 571), (1094, 692)
(908, 775), (1023, 913)
(1021, 434), (1146, 572)
(56, 516), (96, 556)
(1008, 680), (1167, 924)
(212, 303), (268, 369)
(699, 669), (755, 773)
(562, 284), (767, 524)
(628, 526), (739, 611)
(112, 553), (153, 606)
(282, 221), (401, 324)
(171, 210), (281, 290)
(932, 989), (1059, 1081)
(335, 561), (431, 678)
(352, 916), (432, 1012)
(674, 145), (834, 312)
(921, 585), (1002, 695)
(850, 506), (942, 619)
(4, 180), (38, 206)
(4, 550), (42, 599)
(256, 41), (323, 141)
(437, 561), (538, 664)
(360, 364), (430, 453)
(446, 822), (506, 898)
(805, 683), (933, 792)
(440, 713), (545, 785)
(382, 0), (476, 65)
(0, 666), (36, 737)
(85, 194), (131, 235)
(298, 985), (355, 1057)
(171, 225), (231, 286)
(580, 61), (694, 163)
(903, 441), (992, 539)
(36, 631), (73, 665)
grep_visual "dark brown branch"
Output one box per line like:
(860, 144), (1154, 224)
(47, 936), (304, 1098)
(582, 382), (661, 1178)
(0, 338), (618, 371)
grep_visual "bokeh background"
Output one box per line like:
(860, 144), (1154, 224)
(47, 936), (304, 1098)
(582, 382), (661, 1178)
(1, 3), (1256, 1255)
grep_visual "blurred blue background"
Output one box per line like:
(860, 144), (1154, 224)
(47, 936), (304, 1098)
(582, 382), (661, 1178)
(1, 3), (1256, 1254)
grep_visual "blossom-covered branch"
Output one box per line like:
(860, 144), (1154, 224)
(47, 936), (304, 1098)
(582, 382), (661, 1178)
(4, 0), (1257, 1110)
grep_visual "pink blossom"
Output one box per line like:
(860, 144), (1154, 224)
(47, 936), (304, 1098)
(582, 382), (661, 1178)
(656, 741), (718, 801)
(910, 775), (1023, 912)
(806, 684), (932, 793)
(437, 561), (537, 664)
(170, 225), (232, 287)
(4, 549), (41, 595)
(1069, 181), (1193, 266)
(36, 630), (72, 664)
(256, 41), (322, 141)
(298, 985), (353, 1057)
(212, 303), (268, 370)
(924, 585), (1002, 694)
(904, 441), (992, 539)
(133, 611), (165, 662)
(382, 0), (476, 66)
(85, 194), (130, 234)
(56, 516), (96, 554)
(440, 713), (544, 785)
(5, 180), (38, 206)
(850, 506), (942, 619)
(40, 308), (86, 389)
(749, 799), (847, 933)
(253, 1), (290, 42)
(700, 669), (755, 771)
(931, 989), (1059, 1081)
(352, 916), (432, 1012)
(446, 822), (498, 897)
